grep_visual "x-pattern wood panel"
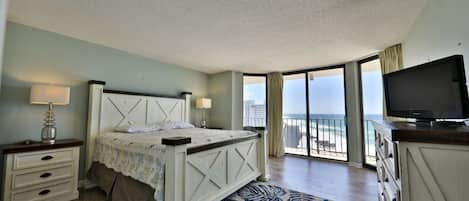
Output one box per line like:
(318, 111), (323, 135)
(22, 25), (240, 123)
(234, 142), (256, 180)
(100, 94), (186, 132)
(409, 147), (445, 201)
(187, 150), (225, 199)
(152, 100), (178, 122)
(107, 97), (145, 127)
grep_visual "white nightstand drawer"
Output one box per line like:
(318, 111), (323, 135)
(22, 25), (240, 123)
(13, 149), (74, 170)
(11, 180), (73, 201)
(12, 165), (73, 189)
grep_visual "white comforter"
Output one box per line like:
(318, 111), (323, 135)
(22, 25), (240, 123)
(92, 128), (257, 201)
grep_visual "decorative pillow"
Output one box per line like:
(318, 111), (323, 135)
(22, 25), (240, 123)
(114, 124), (162, 133)
(160, 121), (195, 130)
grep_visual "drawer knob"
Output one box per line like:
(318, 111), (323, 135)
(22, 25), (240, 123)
(388, 153), (393, 158)
(41, 155), (54, 161)
(380, 142), (384, 146)
(40, 172), (52, 178)
(384, 178), (389, 182)
(38, 189), (51, 196)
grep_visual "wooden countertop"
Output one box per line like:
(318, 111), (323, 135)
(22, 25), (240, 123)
(372, 120), (469, 146)
(0, 139), (83, 154)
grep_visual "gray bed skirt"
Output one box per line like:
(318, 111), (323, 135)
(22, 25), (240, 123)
(88, 162), (156, 201)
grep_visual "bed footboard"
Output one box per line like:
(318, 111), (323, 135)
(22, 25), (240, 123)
(163, 130), (268, 201)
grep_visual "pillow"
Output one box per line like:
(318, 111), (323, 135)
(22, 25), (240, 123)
(114, 124), (162, 133)
(160, 121), (195, 130)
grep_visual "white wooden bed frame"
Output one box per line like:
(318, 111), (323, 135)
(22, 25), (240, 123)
(86, 81), (269, 201)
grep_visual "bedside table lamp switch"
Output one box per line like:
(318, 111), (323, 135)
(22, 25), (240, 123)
(30, 84), (70, 144)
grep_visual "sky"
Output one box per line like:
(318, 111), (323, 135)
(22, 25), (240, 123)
(244, 70), (383, 115)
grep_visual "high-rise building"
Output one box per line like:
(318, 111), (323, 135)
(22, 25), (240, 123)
(243, 100), (266, 127)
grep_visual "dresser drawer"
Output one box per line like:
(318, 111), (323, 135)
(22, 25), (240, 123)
(13, 149), (74, 170)
(11, 180), (73, 201)
(383, 139), (399, 179)
(376, 160), (384, 183)
(383, 181), (400, 201)
(376, 132), (385, 157)
(12, 165), (73, 189)
(382, 161), (400, 201)
(378, 183), (386, 201)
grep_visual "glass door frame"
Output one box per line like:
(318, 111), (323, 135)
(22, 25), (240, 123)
(283, 65), (349, 162)
(358, 55), (380, 170)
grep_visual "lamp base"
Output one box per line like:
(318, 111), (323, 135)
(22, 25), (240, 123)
(200, 120), (207, 128)
(41, 126), (56, 144)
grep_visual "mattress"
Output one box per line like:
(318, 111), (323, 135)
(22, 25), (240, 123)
(92, 128), (257, 201)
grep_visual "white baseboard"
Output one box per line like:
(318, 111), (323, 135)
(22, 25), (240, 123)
(79, 179), (97, 189)
(348, 161), (363, 168)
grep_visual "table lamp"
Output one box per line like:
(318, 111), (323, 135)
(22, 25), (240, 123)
(195, 98), (211, 128)
(30, 84), (70, 144)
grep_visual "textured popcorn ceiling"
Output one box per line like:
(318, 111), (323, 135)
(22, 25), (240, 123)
(8, 0), (427, 73)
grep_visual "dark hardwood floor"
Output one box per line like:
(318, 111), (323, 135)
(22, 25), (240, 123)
(269, 155), (377, 201)
(78, 155), (378, 201)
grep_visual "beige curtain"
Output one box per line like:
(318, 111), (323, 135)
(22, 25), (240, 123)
(267, 72), (284, 157)
(379, 44), (403, 74)
(379, 44), (404, 120)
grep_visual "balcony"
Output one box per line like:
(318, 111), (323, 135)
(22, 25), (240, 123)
(283, 118), (376, 163)
(243, 117), (377, 164)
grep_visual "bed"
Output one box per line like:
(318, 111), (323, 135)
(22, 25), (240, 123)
(85, 80), (269, 201)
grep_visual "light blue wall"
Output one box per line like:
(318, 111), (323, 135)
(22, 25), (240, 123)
(402, 0), (469, 73)
(0, 22), (208, 177)
(208, 71), (243, 130)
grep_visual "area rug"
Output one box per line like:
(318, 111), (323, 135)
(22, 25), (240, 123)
(223, 182), (331, 201)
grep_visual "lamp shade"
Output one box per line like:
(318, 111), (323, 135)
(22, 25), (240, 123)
(30, 84), (70, 105)
(195, 98), (212, 109)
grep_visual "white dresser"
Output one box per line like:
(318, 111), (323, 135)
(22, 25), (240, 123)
(1, 139), (82, 201)
(373, 121), (469, 201)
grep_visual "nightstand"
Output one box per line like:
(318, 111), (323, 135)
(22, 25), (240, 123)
(0, 139), (83, 201)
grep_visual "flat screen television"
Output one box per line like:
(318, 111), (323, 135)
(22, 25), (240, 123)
(383, 55), (469, 121)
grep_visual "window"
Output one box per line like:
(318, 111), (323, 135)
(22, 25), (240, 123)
(243, 75), (267, 127)
(359, 56), (383, 167)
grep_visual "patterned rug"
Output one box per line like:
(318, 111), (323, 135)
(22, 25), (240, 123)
(223, 182), (331, 201)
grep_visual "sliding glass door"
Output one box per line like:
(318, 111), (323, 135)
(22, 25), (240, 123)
(283, 66), (348, 161)
(308, 68), (347, 161)
(283, 74), (308, 156)
(359, 56), (383, 167)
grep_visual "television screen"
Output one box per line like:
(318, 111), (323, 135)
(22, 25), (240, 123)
(383, 55), (469, 120)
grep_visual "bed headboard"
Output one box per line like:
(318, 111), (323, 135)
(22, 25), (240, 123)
(86, 80), (192, 170)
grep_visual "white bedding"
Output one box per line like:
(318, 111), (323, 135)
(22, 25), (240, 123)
(92, 128), (257, 201)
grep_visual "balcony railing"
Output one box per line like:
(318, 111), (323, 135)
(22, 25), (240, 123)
(243, 118), (266, 127)
(283, 118), (376, 162)
(243, 117), (377, 163)
(363, 119), (377, 165)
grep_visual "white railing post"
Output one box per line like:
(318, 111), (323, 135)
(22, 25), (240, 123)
(255, 128), (270, 181)
(163, 137), (191, 201)
(86, 80), (105, 172)
(181, 92), (192, 123)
